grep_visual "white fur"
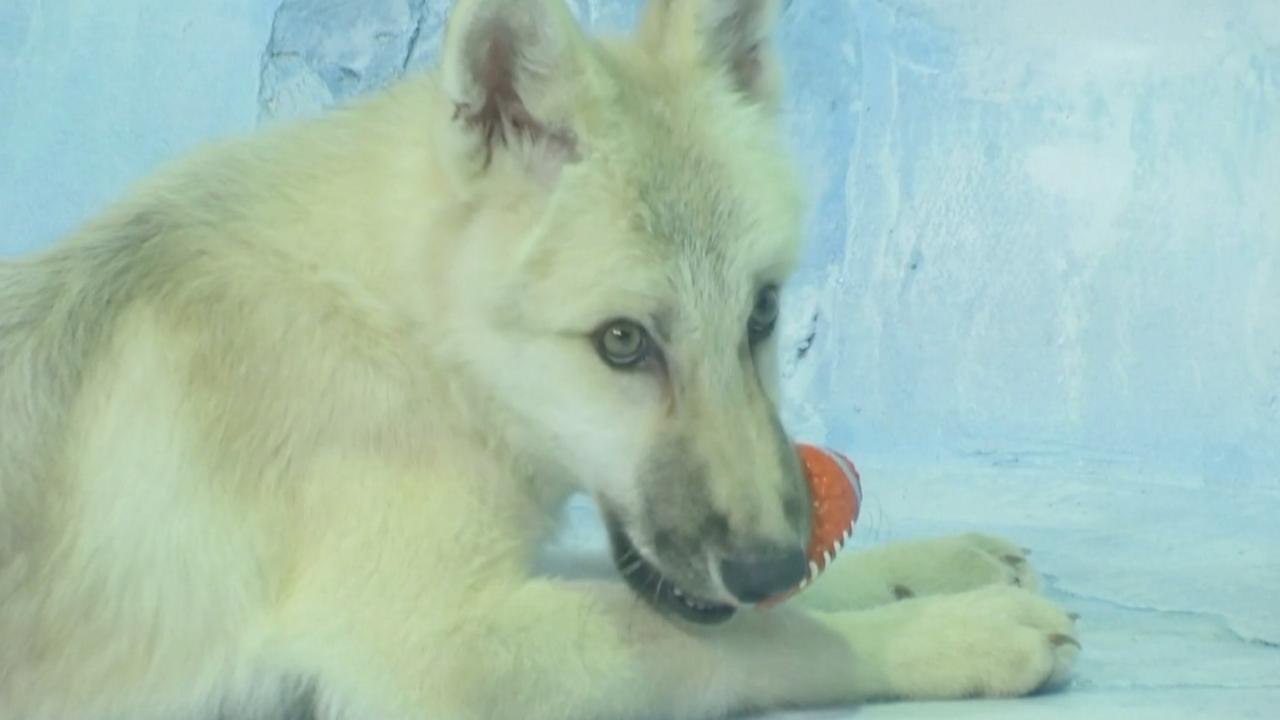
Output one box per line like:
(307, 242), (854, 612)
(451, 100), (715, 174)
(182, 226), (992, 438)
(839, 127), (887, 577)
(0, 1), (1077, 717)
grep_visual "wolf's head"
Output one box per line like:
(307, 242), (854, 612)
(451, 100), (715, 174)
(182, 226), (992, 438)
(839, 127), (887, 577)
(435, 0), (808, 623)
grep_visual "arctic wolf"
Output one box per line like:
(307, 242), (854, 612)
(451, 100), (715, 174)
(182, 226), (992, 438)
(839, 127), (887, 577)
(0, 0), (1077, 717)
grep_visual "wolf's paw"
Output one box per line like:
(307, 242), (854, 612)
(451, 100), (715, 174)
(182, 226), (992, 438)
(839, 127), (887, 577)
(887, 532), (1041, 596)
(851, 585), (1079, 699)
(800, 533), (1040, 612)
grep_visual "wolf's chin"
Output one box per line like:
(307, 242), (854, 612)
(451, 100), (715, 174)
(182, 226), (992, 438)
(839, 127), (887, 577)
(601, 510), (737, 625)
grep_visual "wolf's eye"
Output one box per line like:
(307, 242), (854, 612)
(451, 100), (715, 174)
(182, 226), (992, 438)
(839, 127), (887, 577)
(594, 320), (652, 369)
(748, 286), (780, 343)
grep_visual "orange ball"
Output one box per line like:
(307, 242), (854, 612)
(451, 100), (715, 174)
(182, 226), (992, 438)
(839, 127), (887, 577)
(758, 443), (863, 608)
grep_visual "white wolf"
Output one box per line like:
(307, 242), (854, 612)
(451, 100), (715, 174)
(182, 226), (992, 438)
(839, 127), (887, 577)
(0, 0), (1078, 717)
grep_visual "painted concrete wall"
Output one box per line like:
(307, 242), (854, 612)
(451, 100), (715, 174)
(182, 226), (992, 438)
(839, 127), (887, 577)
(5, 1), (1275, 484)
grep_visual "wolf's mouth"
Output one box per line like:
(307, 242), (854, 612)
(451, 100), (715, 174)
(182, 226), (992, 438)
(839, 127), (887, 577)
(603, 515), (736, 625)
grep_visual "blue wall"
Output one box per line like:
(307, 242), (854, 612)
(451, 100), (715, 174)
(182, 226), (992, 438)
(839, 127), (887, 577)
(0, 0), (277, 254)
(3, 0), (1277, 482)
(776, 2), (1280, 488)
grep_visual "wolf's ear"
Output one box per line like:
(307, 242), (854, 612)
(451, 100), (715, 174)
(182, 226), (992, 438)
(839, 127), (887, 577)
(441, 0), (585, 174)
(638, 0), (782, 109)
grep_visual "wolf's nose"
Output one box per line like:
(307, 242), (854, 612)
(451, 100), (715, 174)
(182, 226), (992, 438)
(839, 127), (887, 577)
(719, 546), (808, 604)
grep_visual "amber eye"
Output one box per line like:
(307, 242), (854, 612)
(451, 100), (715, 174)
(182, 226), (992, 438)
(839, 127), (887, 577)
(748, 286), (779, 343)
(594, 320), (652, 369)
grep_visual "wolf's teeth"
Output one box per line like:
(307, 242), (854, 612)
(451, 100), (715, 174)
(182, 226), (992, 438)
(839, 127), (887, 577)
(843, 528), (853, 542)
(823, 550), (833, 567)
(808, 560), (819, 577)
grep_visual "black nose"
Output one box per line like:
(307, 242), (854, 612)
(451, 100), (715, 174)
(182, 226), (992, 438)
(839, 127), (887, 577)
(719, 545), (808, 604)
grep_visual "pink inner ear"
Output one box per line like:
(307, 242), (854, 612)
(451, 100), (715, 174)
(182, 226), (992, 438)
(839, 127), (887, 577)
(700, 0), (775, 102)
(453, 21), (522, 166)
(453, 16), (579, 172)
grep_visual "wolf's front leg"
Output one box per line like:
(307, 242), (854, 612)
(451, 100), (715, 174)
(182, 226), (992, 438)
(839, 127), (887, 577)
(299, 578), (1076, 718)
(298, 579), (861, 719)
(797, 533), (1043, 612)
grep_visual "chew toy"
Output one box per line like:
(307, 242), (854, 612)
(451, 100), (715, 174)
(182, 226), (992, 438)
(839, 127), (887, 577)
(758, 444), (863, 608)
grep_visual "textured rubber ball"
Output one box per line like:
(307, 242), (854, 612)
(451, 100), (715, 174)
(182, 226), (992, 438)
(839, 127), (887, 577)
(757, 443), (863, 608)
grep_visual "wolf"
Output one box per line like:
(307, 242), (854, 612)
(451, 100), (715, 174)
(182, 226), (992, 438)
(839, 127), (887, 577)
(0, 0), (1078, 717)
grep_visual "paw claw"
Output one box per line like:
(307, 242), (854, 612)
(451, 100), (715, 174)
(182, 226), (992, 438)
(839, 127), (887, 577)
(1050, 633), (1081, 650)
(893, 584), (914, 600)
(849, 587), (1081, 700)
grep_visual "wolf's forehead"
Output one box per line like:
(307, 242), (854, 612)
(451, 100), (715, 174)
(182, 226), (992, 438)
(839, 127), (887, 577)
(629, 147), (786, 287)
(638, 164), (730, 248)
